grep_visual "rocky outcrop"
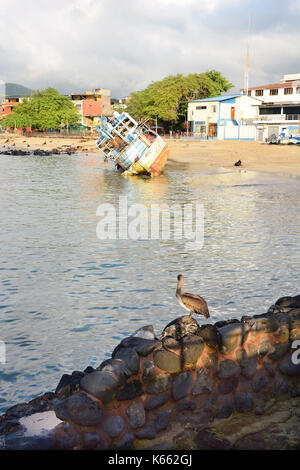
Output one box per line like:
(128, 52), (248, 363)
(1, 295), (300, 450)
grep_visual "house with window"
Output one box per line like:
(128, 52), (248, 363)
(70, 88), (112, 128)
(188, 94), (261, 140)
(0, 82), (32, 119)
(241, 74), (300, 140)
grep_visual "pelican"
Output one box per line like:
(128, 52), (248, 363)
(176, 274), (210, 318)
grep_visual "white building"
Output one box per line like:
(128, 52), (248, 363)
(241, 74), (300, 140)
(188, 94), (261, 140)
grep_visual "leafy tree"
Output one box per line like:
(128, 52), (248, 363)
(126, 71), (233, 125)
(2, 88), (80, 131)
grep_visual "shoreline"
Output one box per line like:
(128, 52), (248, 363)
(0, 134), (300, 178)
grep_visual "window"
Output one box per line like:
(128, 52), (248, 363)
(270, 89), (278, 95)
(196, 106), (207, 110)
(284, 88), (293, 95)
(247, 90), (252, 96)
(296, 87), (300, 94)
(210, 105), (216, 113)
(255, 89), (264, 96)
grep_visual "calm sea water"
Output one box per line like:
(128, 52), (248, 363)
(0, 152), (299, 413)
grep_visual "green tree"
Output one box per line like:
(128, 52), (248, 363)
(2, 88), (80, 131)
(126, 71), (233, 125)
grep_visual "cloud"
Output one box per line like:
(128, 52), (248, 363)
(0, 0), (299, 97)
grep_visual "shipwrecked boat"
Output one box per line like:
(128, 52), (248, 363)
(95, 112), (169, 176)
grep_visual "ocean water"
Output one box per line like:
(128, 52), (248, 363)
(0, 152), (299, 413)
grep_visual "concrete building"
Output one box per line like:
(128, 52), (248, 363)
(70, 88), (112, 128)
(241, 74), (300, 140)
(0, 82), (32, 119)
(188, 94), (261, 140)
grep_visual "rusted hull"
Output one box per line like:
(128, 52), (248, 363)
(122, 136), (169, 177)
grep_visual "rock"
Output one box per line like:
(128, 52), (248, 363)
(176, 397), (196, 412)
(275, 324), (290, 341)
(218, 323), (249, 354)
(214, 319), (240, 328)
(116, 380), (144, 401)
(119, 336), (161, 356)
(258, 339), (270, 357)
(153, 349), (181, 373)
(135, 410), (172, 440)
(142, 360), (157, 384)
(218, 377), (239, 395)
(132, 325), (157, 340)
(145, 393), (170, 410)
(201, 350), (218, 372)
(275, 296), (300, 309)
(216, 397), (234, 419)
(197, 324), (221, 348)
(217, 359), (241, 379)
(268, 342), (290, 361)
(234, 393), (254, 412)
(290, 309), (300, 330)
(236, 348), (257, 379)
(146, 373), (171, 394)
(254, 403), (265, 415)
(80, 371), (118, 403)
(103, 415), (125, 438)
(84, 366), (95, 374)
(98, 358), (132, 385)
(290, 329), (300, 341)
(162, 336), (180, 351)
(181, 334), (204, 365)
(195, 429), (231, 450)
(160, 315), (200, 341)
(250, 317), (279, 333)
(113, 431), (134, 450)
(0, 419), (23, 435)
(172, 371), (192, 401)
(252, 375), (270, 393)
(279, 354), (300, 376)
(82, 432), (101, 449)
(263, 362), (276, 377)
(113, 347), (140, 374)
(126, 402), (146, 428)
(192, 368), (214, 395)
(53, 393), (102, 426)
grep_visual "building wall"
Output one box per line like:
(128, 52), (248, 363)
(248, 84), (300, 104)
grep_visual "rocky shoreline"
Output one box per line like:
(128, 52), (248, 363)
(1, 295), (300, 450)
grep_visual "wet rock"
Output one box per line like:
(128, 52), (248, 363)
(236, 348), (257, 379)
(201, 350), (218, 372)
(234, 393), (254, 412)
(98, 358), (132, 385)
(214, 318), (240, 328)
(195, 429), (231, 450)
(162, 336), (180, 351)
(135, 410), (172, 440)
(119, 336), (161, 356)
(4, 435), (56, 450)
(84, 366), (95, 374)
(145, 393), (170, 410)
(197, 324), (221, 348)
(218, 323), (249, 354)
(176, 397), (196, 412)
(113, 347), (140, 374)
(268, 342), (290, 361)
(116, 380), (144, 401)
(153, 349), (181, 373)
(258, 339), (270, 357)
(0, 419), (23, 435)
(263, 362), (276, 377)
(217, 359), (241, 379)
(146, 373), (171, 394)
(142, 360), (157, 384)
(160, 315), (200, 341)
(53, 393), (102, 426)
(216, 397), (234, 419)
(279, 354), (300, 376)
(172, 371), (192, 401)
(290, 329), (300, 341)
(103, 415), (125, 438)
(126, 402), (146, 428)
(252, 375), (270, 393)
(192, 368), (214, 395)
(80, 371), (118, 403)
(289, 309), (300, 330)
(218, 377), (239, 395)
(254, 403), (265, 415)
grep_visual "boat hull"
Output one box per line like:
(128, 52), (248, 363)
(122, 136), (169, 176)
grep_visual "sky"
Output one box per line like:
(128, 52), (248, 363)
(0, 0), (300, 97)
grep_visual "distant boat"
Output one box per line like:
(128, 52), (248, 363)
(95, 112), (169, 176)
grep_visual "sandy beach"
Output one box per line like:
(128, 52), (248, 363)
(0, 133), (299, 177)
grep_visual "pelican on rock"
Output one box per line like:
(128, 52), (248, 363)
(176, 274), (210, 319)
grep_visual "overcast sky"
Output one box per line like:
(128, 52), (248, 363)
(1, 0), (299, 97)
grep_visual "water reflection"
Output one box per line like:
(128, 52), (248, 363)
(0, 153), (299, 412)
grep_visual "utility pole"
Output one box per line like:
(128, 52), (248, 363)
(155, 117), (158, 134)
(244, 12), (251, 95)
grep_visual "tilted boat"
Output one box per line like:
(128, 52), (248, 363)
(95, 112), (169, 176)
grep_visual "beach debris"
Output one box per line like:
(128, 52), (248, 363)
(234, 160), (242, 166)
